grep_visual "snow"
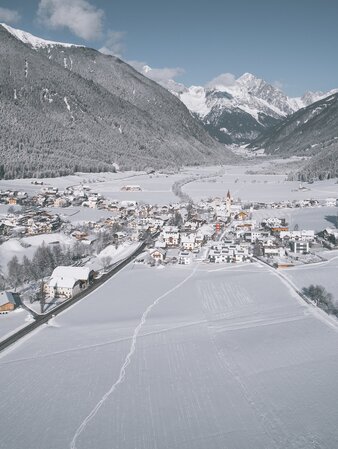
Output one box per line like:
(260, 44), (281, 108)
(252, 206), (338, 232)
(180, 86), (211, 117)
(0, 233), (73, 273)
(0, 307), (31, 341)
(0, 262), (338, 448)
(64, 96), (71, 111)
(181, 163), (338, 203)
(284, 256), (338, 305)
(48, 207), (112, 224)
(1, 23), (83, 49)
(86, 242), (140, 271)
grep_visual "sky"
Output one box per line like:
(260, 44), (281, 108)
(0, 0), (337, 96)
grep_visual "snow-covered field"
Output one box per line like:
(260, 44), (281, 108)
(182, 166), (338, 203)
(0, 232), (73, 272)
(0, 308), (31, 341)
(0, 170), (190, 205)
(1, 163), (337, 206)
(252, 206), (338, 231)
(1, 262), (338, 449)
(48, 206), (112, 224)
(283, 256), (338, 305)
(86, 241), (141, 271)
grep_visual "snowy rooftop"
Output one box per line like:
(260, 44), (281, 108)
(51, 266), (92, 281)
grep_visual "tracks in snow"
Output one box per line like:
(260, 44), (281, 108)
(70, 264), (199, 449)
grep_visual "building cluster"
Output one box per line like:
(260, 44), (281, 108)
(0, 209), (61, 237)
(1, 180), (338, 308)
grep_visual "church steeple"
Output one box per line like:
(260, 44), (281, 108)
(226, 190), (232, 214)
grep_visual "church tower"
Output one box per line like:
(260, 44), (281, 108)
(226, 190), (232, 214)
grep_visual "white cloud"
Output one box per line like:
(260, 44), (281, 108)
(37, 0), (104, 40)
(0, 7), (21, 24)
(99, 31), (125, 58)
(129, 60), (185, 84)
(206, 72), (236, 89)
(272, 80), (283, 90)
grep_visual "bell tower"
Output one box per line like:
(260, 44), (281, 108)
(226, 190), (232, 214)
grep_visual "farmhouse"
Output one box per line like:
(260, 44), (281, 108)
(0, 291), (21, 312)
(45, 267), (94, 299)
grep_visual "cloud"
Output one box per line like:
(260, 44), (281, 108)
(0, 7), (21, 24)
(99, 31), (125, 58)
(272, 80), (283, 90)
(129, 60), (185, 84)
(206, 72), (236, 89)
(37, 0), (104, 40)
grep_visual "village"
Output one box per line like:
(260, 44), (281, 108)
(0, 180), (338, 315)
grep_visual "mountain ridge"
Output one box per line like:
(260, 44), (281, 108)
(0, 24), (231, 179)
(136, 65), (337, 146)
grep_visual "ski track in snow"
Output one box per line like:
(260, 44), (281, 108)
(70, 264), (199, 449)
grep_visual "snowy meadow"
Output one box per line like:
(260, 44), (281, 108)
(1, 262), (338, 449)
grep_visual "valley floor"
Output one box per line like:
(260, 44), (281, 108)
(1, 160), (337, 206)
(1, 261), (338, 449)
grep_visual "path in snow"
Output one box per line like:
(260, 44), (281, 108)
(70, 264), (199, 449)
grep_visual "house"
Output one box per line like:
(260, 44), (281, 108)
(208, 242), (251, 263)
(54, 197), (70, 208)
(289, 241), (309, 254)
(0, 291), (21, 312)
(280, 230), (315, 242)
(41, 186), (58, 195)
(180, 232), (196, 251)
(178, 251), (191, 264)
(8, 197), (17, 205)
(162, 226), (180, 247)
(263, 246), (285, 258)
(149, 248), (166, 262)
(45, 267), (94, 299)
(325, 198), (337, 207)
(121, 185), (142, 192)
(235, 211), (249, 221)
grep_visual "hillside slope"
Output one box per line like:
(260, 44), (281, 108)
(0, 25), (229, 179)
(250, 93), (338, 179)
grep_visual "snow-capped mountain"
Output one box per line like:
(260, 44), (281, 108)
(0, 23), (83, 48)
(136, 65), (337, 145)
(179, 74), (337, 145)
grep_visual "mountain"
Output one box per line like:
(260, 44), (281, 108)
(178, 74), (338, 145)
(0, 24), (229, 179)
(136, 66), (337, 146)
(250, 93), (338, 180)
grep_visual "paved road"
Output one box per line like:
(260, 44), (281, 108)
(0, 241), (147, 354)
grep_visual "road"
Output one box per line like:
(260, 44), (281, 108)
(0, 241), (147, 354)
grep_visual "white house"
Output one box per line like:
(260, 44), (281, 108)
(289, 241), (309, 254)
(263, 246), (285, 258)
(45, 266), (93, 299)
(325, 198), (337, 207)
(180, 233), (196, 251)
(162, 226), (180, 247)
(280, 230), (315, 242)
(178, 251), (191, 265)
